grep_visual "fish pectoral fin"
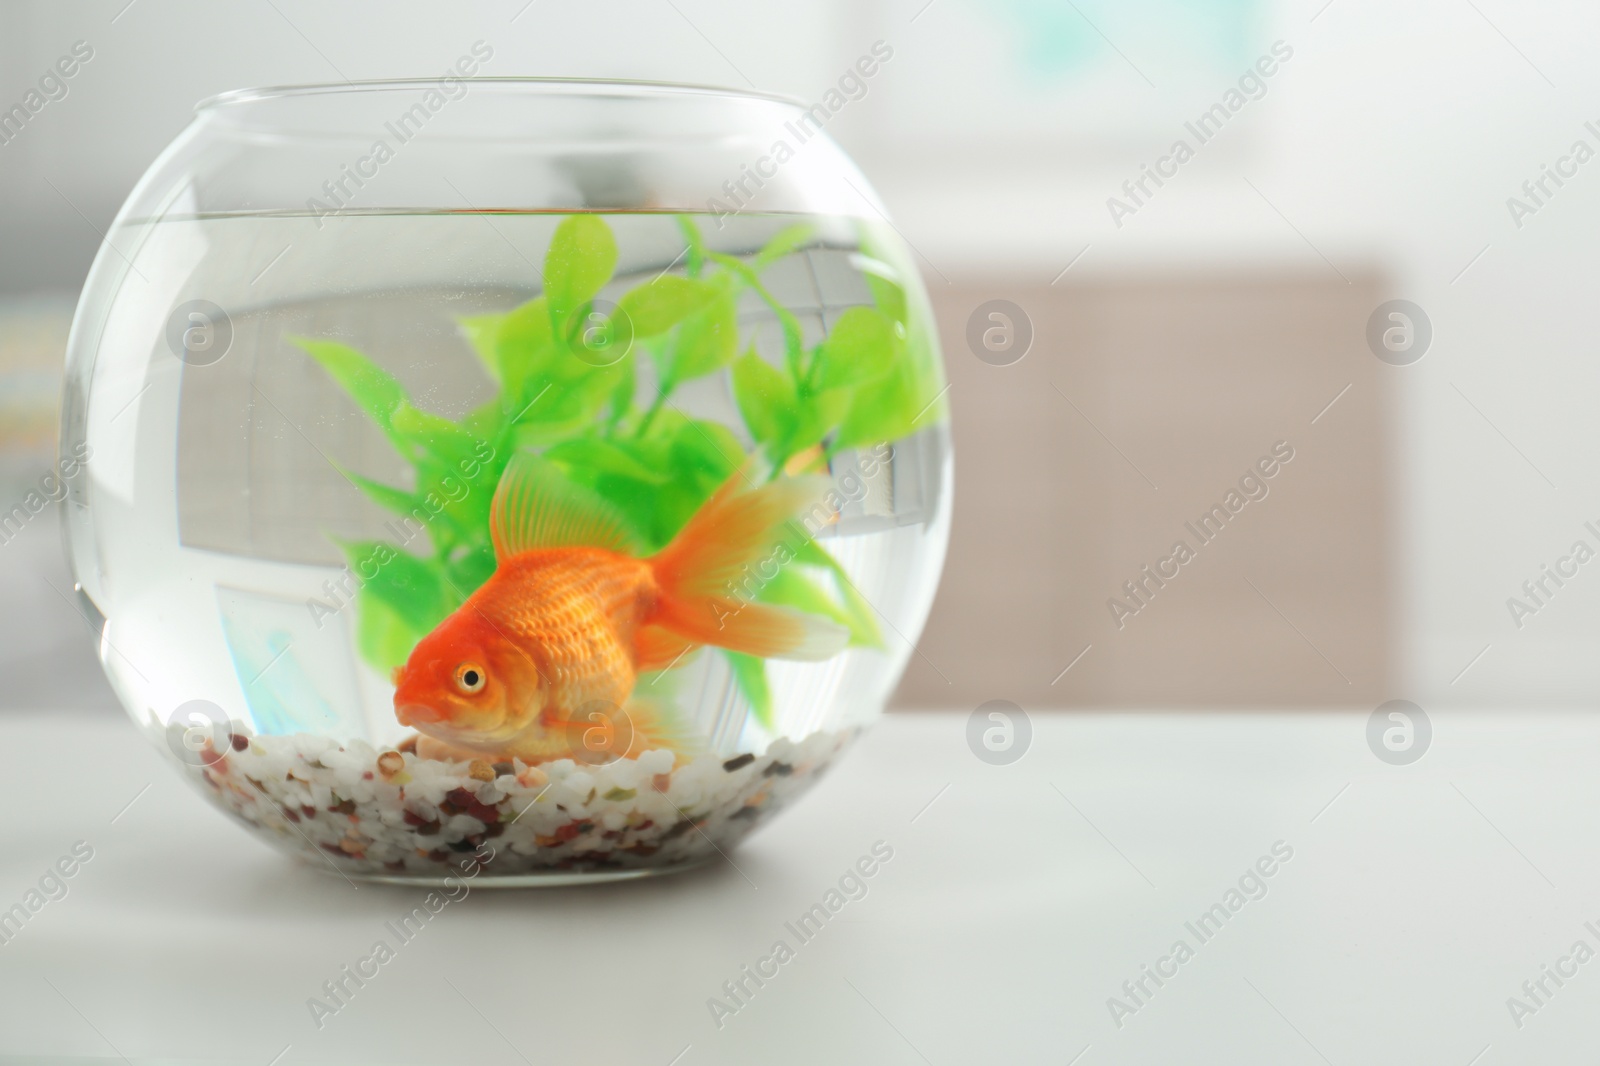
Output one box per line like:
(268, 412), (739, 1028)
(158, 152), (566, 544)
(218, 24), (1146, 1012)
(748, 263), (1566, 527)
(523, 700), (698, 766)
(622, 696), (702, 766)
(412, 734), (496, 764)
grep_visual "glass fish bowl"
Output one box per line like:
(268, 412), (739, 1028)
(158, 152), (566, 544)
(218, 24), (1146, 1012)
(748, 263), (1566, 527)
(60, 78), (950, 885)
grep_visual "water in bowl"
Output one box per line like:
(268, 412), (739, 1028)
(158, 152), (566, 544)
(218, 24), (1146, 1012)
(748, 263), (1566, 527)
(65, 209), (950, 883)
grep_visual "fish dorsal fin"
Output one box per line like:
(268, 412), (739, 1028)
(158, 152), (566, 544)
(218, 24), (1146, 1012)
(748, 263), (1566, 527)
(490, 453), (638, 561)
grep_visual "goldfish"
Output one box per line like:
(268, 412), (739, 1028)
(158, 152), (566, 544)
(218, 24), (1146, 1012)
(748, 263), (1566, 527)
(393, 453), (847, 764)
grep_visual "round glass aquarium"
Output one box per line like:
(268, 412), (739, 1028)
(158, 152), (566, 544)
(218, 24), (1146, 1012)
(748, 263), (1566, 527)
(61, 78), (950, 885)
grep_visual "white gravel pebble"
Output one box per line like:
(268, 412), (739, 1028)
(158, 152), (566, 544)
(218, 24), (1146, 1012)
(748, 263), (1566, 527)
(169, 723), (855, 880)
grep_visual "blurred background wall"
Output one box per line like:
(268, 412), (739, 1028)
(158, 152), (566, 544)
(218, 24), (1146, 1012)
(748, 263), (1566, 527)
(2, 0), (1597, 711)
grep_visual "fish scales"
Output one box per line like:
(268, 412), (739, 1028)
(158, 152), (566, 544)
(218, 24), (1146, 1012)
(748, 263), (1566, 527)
(484, 548), (653, 712)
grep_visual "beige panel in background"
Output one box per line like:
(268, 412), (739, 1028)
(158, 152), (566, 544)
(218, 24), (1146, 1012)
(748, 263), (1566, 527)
(893, 273), (1395, 709)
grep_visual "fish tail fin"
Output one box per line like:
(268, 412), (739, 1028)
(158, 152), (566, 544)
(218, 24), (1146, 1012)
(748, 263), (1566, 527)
(646, 463), (848, 662)
(635, 625), (702, 673)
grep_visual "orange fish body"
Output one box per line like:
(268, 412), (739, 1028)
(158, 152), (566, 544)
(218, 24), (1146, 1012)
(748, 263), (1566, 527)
(393, 455), (846, 764)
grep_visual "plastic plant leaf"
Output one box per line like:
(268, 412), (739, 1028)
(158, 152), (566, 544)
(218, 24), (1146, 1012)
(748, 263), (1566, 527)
(461, 397), (507, 439)
(392, 403), (487, 471)
(355, 590), (422, 673)
(589, 474), (671, 553)
(860, 262), (908, 326)
(731, 349), (796, 446)
(568, 362), (635, 432)
(791, 539), (884, 649)
(567, 301), (636, 370)
(757, 568), (862, 643)
(784, 387), (851, 458)
(605, 348), (637, 426)
(494, 297), (555, 409)
(851, 217), (947, 436)
(446, 545), (498, 600)
(339, 541), (454, 641)
(706, 251), (805, 376)
(621, 426), (677, 469)
(755, 223), (816, 269)
(617, 276), (719, 337)
(545, 215), (618, 343)
(337, 466), (424, 518)
(726, 650), (774, 731)
(459, 313), (507, 385)
(546, 437), (671, 484)
(662, 288), (739, 388)
(506, 344), (629, 440)
(510, 407), (597, 451)
(835, 360), (923, 449)
(512, 386), (597, 439)
(825, 565), (884, 649)
(812, 306), (899, 392)
(638, 403), (688, 441)
(656, 473), (720, 550)
(629, 423), (739, 542)
(503, 300), (632, 433)
(675, 214), (707, 278)
(655, 483), (711, 549)
(293, 338), (407, 433)
(410, 457), (495, 547)
(671, 418), (744, 488)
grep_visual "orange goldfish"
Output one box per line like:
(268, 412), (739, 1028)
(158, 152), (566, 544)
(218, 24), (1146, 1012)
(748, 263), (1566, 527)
(392, 453), (847, 764)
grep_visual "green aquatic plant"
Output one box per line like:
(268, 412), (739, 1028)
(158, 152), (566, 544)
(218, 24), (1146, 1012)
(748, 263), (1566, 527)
(295, 213), (944, 728)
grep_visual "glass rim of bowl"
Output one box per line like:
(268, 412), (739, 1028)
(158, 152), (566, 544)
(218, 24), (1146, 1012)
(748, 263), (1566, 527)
(196, 76), (805, 113)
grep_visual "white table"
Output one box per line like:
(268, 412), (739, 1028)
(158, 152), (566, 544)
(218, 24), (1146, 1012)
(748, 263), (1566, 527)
(0, 708), (1591, 1065)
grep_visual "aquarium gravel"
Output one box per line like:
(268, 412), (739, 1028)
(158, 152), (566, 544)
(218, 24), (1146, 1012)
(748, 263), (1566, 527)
(177, 725), (855, 879)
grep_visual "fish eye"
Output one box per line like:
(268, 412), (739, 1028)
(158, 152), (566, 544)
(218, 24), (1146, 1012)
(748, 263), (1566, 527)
(454, 662), (486, 694)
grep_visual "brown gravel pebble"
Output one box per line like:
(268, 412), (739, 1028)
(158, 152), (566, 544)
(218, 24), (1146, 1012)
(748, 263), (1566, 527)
(187, 724), (855, 878)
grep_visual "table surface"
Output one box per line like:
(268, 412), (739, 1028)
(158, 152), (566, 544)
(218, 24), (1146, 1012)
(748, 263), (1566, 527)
(0, 707), (1593, 1065)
